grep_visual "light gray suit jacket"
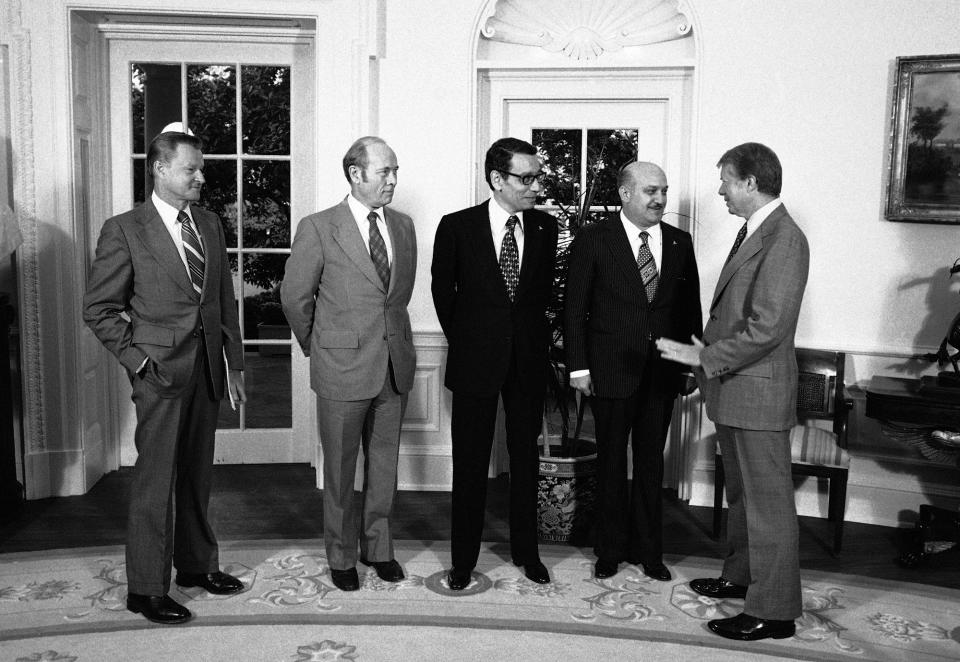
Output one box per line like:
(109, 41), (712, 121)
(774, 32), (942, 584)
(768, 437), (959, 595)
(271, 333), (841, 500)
(698, 204), (809, 430)
(83, 200), (243, 399)
(280, 197), (417, 400)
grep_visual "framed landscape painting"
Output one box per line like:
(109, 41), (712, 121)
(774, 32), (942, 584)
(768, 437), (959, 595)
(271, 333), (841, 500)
(886, 54), (960, 223)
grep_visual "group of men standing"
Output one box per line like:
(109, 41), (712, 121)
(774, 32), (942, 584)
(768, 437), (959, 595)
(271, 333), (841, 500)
(83, 129), (807, 642)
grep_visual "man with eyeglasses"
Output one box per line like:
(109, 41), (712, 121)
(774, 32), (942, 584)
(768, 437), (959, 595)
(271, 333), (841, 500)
(432, 137), (558, 590)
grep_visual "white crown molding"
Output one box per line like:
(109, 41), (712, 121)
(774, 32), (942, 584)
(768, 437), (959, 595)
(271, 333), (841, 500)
(2, 0), (47, 455)
(481, 0), (692, 61)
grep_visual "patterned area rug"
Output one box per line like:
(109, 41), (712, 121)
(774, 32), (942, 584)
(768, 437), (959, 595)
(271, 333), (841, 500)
(1, 540), (958, 661)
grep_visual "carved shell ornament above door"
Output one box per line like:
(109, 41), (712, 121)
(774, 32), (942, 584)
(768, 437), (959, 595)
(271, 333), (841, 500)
(482, 0), (692, 60)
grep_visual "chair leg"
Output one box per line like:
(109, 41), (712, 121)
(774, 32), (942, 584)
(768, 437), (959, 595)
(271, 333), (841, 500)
(713, 454), (725, 539)
(829, 471), (848, 555)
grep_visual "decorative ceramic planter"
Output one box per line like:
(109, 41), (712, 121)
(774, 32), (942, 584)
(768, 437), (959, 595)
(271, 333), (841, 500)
(536, 435), (597, 544)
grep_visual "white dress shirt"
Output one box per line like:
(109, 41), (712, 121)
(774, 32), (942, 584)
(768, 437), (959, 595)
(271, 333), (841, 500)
(743, 197), (782, 241)
(347, 193), (393, 266)
(489, 197), (525, 268)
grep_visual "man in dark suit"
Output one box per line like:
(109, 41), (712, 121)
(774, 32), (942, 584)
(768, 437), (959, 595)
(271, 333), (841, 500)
(281, 137), (417, 592)
(431, 137), (558, 590)
(658, 142), (808, 641)
(83, 131), (247, 624)
(565, 161), (701, 582)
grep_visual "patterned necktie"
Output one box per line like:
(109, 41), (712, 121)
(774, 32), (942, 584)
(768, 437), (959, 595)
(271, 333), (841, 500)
(499, 215), (520, 302)
(367, 211), (391, 289)
(178, 211), (205, 295)
(726, 222), (748, 263)
(637, 231), (658, 302)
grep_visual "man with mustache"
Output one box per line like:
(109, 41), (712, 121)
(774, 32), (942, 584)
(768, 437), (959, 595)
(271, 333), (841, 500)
(565, 160), (701, 582)
(432, 137), (557, 590)
(84, 130), (247, 624)
(281, 136), (417, 592)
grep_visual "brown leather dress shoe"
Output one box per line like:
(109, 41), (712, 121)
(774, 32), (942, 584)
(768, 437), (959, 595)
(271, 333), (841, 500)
(175, 570), (244, 595)
(447, 567), (472, 591)
(594, 559), (618, 579)
(126, 593), (192, 624)
(360, 558), (405, 582)
(689, 576), (748, 599)
(708, 612), (796, 641)
(329, 568), (360, 591)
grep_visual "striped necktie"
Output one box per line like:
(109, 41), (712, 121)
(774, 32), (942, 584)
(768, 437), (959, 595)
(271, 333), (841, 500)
(637, 231), (658, 302)
(367, 211), (391, 289)
(178, 210), (205, 295)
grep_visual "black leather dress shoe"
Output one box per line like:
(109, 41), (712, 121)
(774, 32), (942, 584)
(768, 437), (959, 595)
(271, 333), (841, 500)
(641, 563), (672, 582)
(514, 559), (549, 584)
(360, 558), (405, 582)
(447, 567), (473, 591)
(690, 576), (748, 599)
(708, 612), (796, 641)
(126, 593), (192, 625)
(175, 570), (244, 595)
(594, 559), (618, 579)
(329, 567), (360, 591)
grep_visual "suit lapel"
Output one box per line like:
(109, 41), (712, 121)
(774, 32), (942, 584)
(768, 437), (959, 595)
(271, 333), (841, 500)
(135, 201), (197, 299)
(711, 207), (786, 309)
(192, 208), (219, 300)
(330, 198), (386, 293)
(467, 201), (508, 298)
(383, 207), (410, 295)
(604, 218), (646, 299)
(516, 210), (543, 299)
(658, 224), (681, 293)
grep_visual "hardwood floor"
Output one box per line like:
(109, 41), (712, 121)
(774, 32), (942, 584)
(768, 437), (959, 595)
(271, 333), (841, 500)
(1, 464), (956, 589)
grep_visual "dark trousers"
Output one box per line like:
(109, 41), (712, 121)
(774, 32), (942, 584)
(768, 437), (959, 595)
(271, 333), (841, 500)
(450, 362), (544, 571)
(591, 372), (675, 565)
(126, 347), (220, 595)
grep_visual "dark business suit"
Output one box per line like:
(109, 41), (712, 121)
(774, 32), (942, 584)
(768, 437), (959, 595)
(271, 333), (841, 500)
(698, 203), (808, 620)
(431, 201), (557, 570)
(83, 199), (242, 596)
(564, 218), (701, 564)
(281, 198), (417, 570)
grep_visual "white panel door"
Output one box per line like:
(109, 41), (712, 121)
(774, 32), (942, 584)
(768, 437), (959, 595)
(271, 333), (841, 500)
(106, 34), (314, 465)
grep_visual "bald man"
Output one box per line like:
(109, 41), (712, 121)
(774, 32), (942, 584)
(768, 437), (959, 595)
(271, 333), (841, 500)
(565, 161), (701, 582)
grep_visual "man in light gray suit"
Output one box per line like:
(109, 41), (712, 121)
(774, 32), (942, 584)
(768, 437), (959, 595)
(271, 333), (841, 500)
(657, 142), (808, 642)
(84, 131), (247, 625)
(281, 136), (417, 592)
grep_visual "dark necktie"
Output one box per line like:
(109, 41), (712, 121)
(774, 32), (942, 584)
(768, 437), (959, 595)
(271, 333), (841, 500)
(178, 211), (205, 295)
(726, 222), (748, 263)
(367, 211), (391, 289)
(637, 231), (658, 302)
(500, 215), (520, 302)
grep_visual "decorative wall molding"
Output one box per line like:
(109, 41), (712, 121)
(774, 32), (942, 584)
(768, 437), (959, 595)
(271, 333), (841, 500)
(480, 0), (692, 60)
(2, 0), (47, 456)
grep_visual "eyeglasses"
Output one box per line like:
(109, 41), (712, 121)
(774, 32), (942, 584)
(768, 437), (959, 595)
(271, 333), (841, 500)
(499, 170), (546, 186)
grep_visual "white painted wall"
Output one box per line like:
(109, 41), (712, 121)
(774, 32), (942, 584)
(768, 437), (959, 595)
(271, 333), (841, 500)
(6, 0), (960, 524)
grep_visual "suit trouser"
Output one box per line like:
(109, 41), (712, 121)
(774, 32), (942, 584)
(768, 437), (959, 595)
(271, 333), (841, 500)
(126, 347), (220, 595)
(316, 365), (405, 571)
(591, 373), (674, 565)
(716, 423), (802, 620)
(449, 360), (544, 571)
